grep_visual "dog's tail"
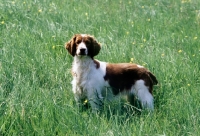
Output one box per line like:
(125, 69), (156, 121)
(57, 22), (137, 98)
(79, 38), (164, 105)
(148, 71), (158, 85)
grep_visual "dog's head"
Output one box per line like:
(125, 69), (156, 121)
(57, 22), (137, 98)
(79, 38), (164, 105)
(65, 34), (101, 58)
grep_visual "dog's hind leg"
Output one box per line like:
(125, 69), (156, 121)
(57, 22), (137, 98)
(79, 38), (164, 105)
(131, 80), (154, 110)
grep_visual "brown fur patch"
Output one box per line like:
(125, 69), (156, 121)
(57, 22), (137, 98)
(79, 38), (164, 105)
(104, 63), (157, 95)
(65, 35), (77, 56)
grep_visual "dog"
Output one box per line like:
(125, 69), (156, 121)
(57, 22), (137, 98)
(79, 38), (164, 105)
(65, 34), (158, 111)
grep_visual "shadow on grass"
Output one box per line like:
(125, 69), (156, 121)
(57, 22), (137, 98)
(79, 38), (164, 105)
(75, 96), (145, 121)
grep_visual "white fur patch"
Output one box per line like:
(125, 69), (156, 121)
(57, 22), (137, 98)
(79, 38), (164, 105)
(81, 34), (86, 37)
(72, 57), (107, 110)
(137, 65), (144, 68)
(131, 80), (154, 110)
(76, 42), (88, 55)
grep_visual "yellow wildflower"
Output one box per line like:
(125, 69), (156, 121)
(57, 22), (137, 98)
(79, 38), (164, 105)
(194, 37), (197, 40)
(147, 18), (151, 22)
(130, 58), (134, 61)
(161, 53), (165, 57)
(83, 99), (88, 105)
(187, 84), (190, 86)
(130, 58), (134, 63)
(178, 50), (182, 53)
(85, 13), (88, 16)
(52, 46), (55, 49)
(181, 0), (191, 3)
(38, 9), (42, 13)
(1, 21), (4, 24)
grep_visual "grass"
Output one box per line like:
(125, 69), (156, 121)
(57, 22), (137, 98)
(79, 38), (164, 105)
(0, 0), (200, 135)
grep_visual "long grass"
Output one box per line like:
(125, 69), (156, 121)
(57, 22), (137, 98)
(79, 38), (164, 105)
(1, 0), (200, 135)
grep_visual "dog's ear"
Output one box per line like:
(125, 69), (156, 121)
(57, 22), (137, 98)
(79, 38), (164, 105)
(65, 35), (77, 56)
(89, 36), (101, 58)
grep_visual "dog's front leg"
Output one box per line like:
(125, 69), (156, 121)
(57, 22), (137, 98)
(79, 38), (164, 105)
(87, 88), (103, 112)
(72, 83), (87, 106)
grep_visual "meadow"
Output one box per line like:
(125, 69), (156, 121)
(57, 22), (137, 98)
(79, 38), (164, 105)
(0, 0), (200, 135)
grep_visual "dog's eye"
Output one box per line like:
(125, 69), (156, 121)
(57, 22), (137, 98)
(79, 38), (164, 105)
(85, 40), (91, 45)
(76, 40), (81, 44)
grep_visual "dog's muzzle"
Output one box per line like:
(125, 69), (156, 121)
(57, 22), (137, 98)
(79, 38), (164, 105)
(80, 48), (86, 55)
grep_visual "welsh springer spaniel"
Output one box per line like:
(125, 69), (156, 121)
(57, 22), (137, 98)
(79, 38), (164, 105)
(65, 34), (158, 111)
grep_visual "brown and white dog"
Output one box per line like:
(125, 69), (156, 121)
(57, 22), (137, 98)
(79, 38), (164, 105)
(65, 34), (158, 111)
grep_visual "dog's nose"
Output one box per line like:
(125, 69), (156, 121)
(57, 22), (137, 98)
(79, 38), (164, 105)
(80, 48), (86, 54)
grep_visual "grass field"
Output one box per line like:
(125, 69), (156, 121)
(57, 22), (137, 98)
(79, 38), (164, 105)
(1, 0), (200, 135)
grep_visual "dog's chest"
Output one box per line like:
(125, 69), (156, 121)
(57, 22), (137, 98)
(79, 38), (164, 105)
(73, 66), (92, 86)
(73, 61), (96, 86)
(72, 59), (107, 90)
